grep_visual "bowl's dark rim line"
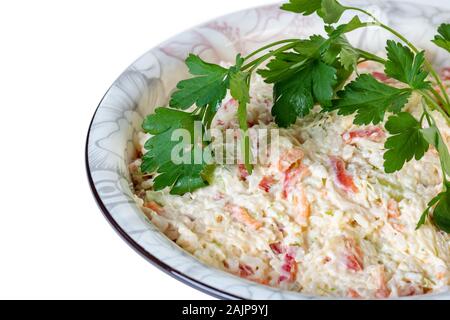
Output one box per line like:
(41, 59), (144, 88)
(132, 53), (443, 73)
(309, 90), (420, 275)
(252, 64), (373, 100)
(85, 90), (245, 301)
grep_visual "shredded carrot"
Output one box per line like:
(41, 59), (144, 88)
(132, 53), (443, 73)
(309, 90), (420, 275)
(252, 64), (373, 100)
(293, 191), (310, 226)
(387, 199), (401, 218)
(225, 204), (263, 230)
(144, 201), (165, 215)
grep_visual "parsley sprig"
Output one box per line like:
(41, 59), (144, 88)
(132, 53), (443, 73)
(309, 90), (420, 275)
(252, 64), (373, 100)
(140, 0), (450, 233)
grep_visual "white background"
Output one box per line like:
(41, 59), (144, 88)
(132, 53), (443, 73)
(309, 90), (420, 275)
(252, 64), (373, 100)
(0, 0), (446, 300)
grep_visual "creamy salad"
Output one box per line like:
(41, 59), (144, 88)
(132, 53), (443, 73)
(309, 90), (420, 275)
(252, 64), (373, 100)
(130, 62), (450, 299)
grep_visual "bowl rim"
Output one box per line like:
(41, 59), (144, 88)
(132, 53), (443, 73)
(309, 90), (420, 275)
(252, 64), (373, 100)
(85, 0), (450, 300)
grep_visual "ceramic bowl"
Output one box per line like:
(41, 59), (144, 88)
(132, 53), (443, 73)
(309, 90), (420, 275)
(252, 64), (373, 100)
(86, 0), (450, 299)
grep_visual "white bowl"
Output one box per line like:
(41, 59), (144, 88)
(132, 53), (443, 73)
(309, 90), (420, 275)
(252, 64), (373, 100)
(86, 0), (450, 299)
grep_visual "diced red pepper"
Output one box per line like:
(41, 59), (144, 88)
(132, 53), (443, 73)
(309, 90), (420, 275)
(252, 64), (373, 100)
(440, 67), (450, 81)
(372, 71), (391, 83)
(344, 238), (364, 272)
(269, 242), (284, 255)
(278, 253), (298, 283)
(330, 157), (358, 193)
(346, 254), (364, 272)
(282, 163), (309, 198)
(375, 266), (391, 299)
(342, 127), (385, 144)
(348, 289), (361, 298)
(238, 164), (249, 181)
(223, 98), (237, 111)
(239, 263), (254, 278)
(259, 176), (276, 193)
(398, 286), (418, 297)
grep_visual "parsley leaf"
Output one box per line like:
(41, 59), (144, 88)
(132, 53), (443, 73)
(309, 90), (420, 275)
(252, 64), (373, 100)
(432, 23), (450, 53)
(433, 188), (450, 233)
(281, 0), (322, 16)
(258, 52), (308, 84)
(332, 74), (412, 125)
(272, 70), (314, 127)
(330, 35), (359, 70)
(141, 108), (213, 195)
(417, 192), (445, 230)
(281, 0), (346, 24)
(385, 40), (430, 90)
(258, 35), (328, 83)
(170, 54), (229, 110)
(318, 0), (346, 24)
(272, 60), (337, 127)
(339, 44), (359, 70)
(331, 16), (365, 36)
(383, 112), (429, 173)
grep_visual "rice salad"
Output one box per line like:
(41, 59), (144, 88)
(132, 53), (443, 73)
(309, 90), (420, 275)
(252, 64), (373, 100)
(129, 62), (450, 299)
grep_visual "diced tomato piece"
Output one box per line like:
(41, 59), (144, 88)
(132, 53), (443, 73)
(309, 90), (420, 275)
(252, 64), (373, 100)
(144, 201), (164, 215)
(330, 157), (358, 193)
(239, 263), (254, 278)
(269, 242), (284, 255)
(342, 127), (385, 144)
(238, 164), (250, 181)
(259, 176), (276, 193)
(225, 204), (263, 230)
(372, 71), (391, 83)
(344, 238), (364, 272)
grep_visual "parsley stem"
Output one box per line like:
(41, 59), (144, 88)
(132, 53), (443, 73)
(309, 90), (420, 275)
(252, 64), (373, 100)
(422, 102), (448, 184)
(242, 42), (300, 71)
(345, 6), (450, 107)
(237, 101), (252, 173)
(355, 49), (386, 64)
(428, 87), (450, 116)
(421, 90), (450, 123)
(243, 39), (300, 61)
